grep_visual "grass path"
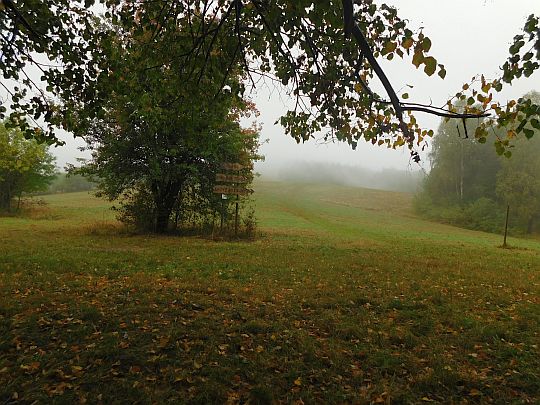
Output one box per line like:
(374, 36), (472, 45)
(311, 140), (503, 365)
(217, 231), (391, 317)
(0, 182), (539, 403)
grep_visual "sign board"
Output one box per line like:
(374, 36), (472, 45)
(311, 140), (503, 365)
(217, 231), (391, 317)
(216, 173), (249, 183)
(213, 185), (253, 195)
(221, 162), (247, 171)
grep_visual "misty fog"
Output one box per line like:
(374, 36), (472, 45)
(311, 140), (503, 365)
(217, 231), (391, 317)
(257, 161), (424, 193)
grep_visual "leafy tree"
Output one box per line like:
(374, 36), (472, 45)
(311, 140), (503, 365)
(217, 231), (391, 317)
(496, 92), (540, 233)
(0, 121), (56, 211)
(76, 16), (261, 233)
(423, 116), (501, 207)
(496, 155), (540, 234)
(418, 93), (540, 235)
(414, 108), (505, 232)
(1, 1), (537, 158)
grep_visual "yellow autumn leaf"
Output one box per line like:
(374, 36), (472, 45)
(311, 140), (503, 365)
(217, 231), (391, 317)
(402, 38), (414, 49)
(384, 41), (397, 54)
(157, 336), (170, 348)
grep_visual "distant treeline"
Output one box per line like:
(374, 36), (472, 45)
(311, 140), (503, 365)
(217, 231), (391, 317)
(415, 92), (540, 235)
(45, 173), (96, 194)
(262, 161), (424, 193)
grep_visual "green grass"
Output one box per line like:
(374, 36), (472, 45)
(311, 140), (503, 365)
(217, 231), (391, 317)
(1, 181), (539, 404)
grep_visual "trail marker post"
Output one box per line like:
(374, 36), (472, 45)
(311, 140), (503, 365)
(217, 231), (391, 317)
(503, 204), (510, 248)
(213, 163), (253, 236)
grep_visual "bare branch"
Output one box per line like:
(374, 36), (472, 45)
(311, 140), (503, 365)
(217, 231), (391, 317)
(400, 104), (489, 119)
(341, 0), (354, 38)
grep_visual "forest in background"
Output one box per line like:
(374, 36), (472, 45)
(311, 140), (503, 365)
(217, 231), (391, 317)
(415, 92), (540, 235)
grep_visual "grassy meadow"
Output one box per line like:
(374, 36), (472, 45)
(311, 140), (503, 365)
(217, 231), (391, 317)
(0, 181), (539, 404)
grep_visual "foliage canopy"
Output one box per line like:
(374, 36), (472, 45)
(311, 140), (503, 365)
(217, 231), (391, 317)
(0, 1), (538, 159)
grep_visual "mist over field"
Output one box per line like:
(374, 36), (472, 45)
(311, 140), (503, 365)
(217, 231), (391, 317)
(257, 161), (424, 193)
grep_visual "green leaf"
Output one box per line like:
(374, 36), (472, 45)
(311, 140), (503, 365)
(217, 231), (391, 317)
(423, 57), (437, 76)
(504, 151), (512, 158)
(422, 37), (432, 52)
(402, 93), (409, 99)
(516, 119), (528, 133)
(384, 41), (398, 54)
(531, 119), (540, 130)
(438, 67), (447, 79)
(475, 126), (488, 139)
(509, 40), (525, 55)
(412, 50), (424, 68)
(524, 128), (535, 139)
(402, 38), (414, 49)
(523, 52), (534, 61)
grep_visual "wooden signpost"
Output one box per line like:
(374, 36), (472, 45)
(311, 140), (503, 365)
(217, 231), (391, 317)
(220, 162), (247, 171)
(213, 162), (253, 236)
(215, 173), (249, 184)
(212, 185), (253, 195)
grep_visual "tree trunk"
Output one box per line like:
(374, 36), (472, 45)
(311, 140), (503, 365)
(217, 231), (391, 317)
(173, 185), (183, 230)
(155, 207), (172, 233)
(0, 190), (11, 212)
(154, 195), (176, 233)
(527, 216), (534, 234)
(152, 180), (182, 233)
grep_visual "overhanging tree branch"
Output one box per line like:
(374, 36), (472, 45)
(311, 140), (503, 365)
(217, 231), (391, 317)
(341, 0), (489, 136)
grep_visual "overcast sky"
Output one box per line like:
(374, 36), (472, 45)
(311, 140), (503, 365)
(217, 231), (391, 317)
(50, 0), (539, 173)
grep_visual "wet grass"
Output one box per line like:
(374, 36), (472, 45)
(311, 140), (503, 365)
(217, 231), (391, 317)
(0, 181), (539, 403)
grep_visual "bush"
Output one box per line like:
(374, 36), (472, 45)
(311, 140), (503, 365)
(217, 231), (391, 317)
(114, 187), (156, 232)
(462, 198), (505, 233)
(414, 193), (507, 234)
(413, 193), (465, 225)
(113, 184), (258, 238)
(242, 206), (258, 239)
